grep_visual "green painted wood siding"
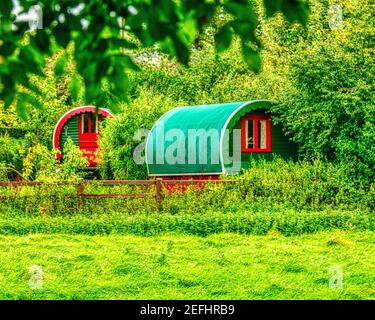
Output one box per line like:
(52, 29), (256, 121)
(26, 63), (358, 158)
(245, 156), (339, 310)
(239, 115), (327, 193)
(59, 115), (79, 151)
(227, 109), (298, 170)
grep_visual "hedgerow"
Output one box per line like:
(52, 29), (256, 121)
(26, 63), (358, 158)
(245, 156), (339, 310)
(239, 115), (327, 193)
(0, 159), (373, 216)
(0, 209), (373, 237)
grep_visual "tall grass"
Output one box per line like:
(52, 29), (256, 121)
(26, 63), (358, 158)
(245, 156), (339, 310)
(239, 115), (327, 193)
(0, 209), (373, 237)
(0, 160), (373, 236)
(0, 159), (373, 217)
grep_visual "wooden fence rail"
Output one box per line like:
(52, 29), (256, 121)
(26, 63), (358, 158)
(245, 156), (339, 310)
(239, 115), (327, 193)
(0, 179), (238, 209)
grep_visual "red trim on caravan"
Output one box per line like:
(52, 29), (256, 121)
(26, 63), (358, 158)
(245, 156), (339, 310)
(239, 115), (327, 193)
(52, 106), (113, 164)
(241, 115), (272, 153)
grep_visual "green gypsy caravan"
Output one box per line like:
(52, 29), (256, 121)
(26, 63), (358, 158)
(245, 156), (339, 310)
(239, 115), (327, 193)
(145, 100), (298, 178)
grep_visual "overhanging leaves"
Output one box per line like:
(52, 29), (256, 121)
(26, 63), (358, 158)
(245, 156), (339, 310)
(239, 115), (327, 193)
(70, 74), (81, 102)
(0, 0), (310, 118)
(242, 44), (261, 73)
(214, 24), (233, 53)
(263, 0), (310, 26)
(54, 54), (68, 78)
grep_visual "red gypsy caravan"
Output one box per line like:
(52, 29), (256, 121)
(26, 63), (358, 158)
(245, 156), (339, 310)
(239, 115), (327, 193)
(52, 106), (114, 167)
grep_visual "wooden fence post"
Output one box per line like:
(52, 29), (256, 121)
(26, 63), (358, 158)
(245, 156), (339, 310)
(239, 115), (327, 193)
(77, 181), (84, 210)
(155, 178), (163, 211)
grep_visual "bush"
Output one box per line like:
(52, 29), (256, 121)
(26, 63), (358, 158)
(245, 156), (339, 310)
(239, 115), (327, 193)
(160, 159), (373, 213)
(22, 138), (88, 182)
(0, 209), (373, 237)
(0, 134), (25, 180)
(260, 0), (375, 184)
(97, 93), (173, 179)
(58, 138), (89, 180)
(1, 159), (373, 217)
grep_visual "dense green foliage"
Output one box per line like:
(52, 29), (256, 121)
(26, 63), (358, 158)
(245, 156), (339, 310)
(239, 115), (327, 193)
(98, 96), (169, 179)
(1, 159), (373, 219)
(270, 0), (375, 184)
(0, 0), (309, 115)
(0, 135), (88, 182)
(0, 134), (25, 180)
(22, 138), (89, 182)
(0, 209), (373, 237)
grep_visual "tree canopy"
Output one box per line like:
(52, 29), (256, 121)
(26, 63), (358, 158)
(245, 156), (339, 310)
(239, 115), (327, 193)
(0, 0), (309, 117)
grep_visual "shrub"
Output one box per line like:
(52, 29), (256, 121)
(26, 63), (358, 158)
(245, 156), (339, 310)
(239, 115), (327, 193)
(1, 159), (373, 216)
(0, 134), (25, 180)
(0, 209), (373, 237)
(22, 138), (88, 182)
(58, 138), (89, 180)
(97, 93), (173, 179)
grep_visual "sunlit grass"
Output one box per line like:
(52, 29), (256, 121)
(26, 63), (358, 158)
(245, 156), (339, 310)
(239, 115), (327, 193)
(0, 231), (373, 299)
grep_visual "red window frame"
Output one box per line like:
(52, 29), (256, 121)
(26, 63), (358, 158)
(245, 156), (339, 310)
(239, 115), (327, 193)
(78, 113), (99, 136)
(241, 115), (272, 153)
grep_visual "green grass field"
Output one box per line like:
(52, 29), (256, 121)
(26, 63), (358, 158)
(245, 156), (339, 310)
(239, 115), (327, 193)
(0, 231), (374, 300)
(1, 189), (373, 300)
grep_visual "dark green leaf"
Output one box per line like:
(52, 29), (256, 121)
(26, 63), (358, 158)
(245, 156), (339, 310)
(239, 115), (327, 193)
(53, 23), (71, 48)
(0, 1), (12, 15)
(81, 62), (97, 83)
(9, 61), (29, 87)
(177, 16), (199, 45)
(107, 100), (122, 114)
(85, 82), (100, 104)
(242, 44), (261, 73)
(281, 0), (309, 26)
(1, 89), (15, 110)
(160, 37), (176, 57)
(70, 74), (80, 102)
(0, 41), (16, 56)
(54, 54), (68, 78)
(95, 57), (111, 81)
(19, 47), (44, 76)
(31, 30), (51, 54)
(224, 1), (255, 21)
(263, 0), (283, 17)
(16, 98), (27, 121)
(263, 0), (309, 26)
(13, 21), (31, 36)
(111, 65), (130, 99)
(19, 92), (42, 110)
(96, 39), (109, 52)
(230, 20), (257, 42)
(214, 24), (233, 53)
(171, 35), (190, 65)
(110, 38), (138, 50)
(116, 55), (140, 72)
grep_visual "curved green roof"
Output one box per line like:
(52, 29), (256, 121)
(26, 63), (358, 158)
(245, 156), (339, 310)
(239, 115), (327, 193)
(146, 100), (274, 176)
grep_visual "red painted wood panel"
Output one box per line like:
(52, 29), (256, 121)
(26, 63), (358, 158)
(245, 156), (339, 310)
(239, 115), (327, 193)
(159, 175), (220, 192)
(53, 107), (113, 167)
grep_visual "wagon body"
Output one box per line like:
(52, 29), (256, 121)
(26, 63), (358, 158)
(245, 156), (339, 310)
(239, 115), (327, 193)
(52, 106), (113, 167)
(146, 100), (298, 178)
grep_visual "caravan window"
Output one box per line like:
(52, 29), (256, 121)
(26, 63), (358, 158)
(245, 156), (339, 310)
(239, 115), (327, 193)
(241, 115), (271, 152)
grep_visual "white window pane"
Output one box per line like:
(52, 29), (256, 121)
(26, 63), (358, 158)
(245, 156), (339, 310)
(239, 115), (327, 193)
(258, 120), (267, 149)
